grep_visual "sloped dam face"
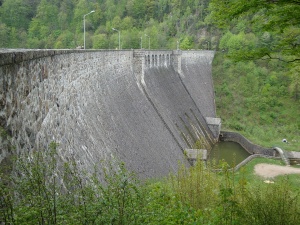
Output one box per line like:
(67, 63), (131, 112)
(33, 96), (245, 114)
(0, 50), (218, 179)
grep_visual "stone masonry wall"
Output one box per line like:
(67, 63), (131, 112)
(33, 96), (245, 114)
(0, 49), (217, 179)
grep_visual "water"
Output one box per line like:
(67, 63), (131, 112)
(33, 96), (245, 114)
(209, 141), (250, 167)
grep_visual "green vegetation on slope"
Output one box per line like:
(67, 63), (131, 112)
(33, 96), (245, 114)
(208, 0), (300, 152)
(1, 147), (300, 224)
(212, 51), (300, 151)
(0, 0), (215, 50)
(208, 0), (300, 63)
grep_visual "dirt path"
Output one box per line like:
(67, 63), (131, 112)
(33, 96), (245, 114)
(254, 163), (300, 179)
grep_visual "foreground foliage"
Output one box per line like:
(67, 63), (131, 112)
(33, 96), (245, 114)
(1, 144), (300, 224)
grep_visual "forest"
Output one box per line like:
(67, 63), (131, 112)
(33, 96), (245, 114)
(209, 0), (300, 150)
(0, 0), (213, 50)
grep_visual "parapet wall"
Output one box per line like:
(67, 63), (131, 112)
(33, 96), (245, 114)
(143, 50), (173, 68)
(0, 49), (217, 179)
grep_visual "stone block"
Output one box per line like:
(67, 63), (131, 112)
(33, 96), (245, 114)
(206, 117), (221, 139)
(185, 149), (207, 160)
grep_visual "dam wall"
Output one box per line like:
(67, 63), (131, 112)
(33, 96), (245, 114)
(0, 49), (217, 179)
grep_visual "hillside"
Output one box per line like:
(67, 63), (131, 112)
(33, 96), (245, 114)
(212, 53), (300, 151)
(0, 0), (214, 50)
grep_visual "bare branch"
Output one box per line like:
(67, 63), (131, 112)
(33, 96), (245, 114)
(264, 53), (300, 63)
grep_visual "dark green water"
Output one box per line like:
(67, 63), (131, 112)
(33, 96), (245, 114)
(209, 141), (250, 167)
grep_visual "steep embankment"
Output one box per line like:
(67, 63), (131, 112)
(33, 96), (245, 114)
(0, 49), (215, 179)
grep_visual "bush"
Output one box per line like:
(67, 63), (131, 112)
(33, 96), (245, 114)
(0, 143), (145, 225)
(240, 177), (300, 225)
(2, 144), (300, 224)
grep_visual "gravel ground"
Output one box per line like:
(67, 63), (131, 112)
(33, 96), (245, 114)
(254, 163), (300, 179)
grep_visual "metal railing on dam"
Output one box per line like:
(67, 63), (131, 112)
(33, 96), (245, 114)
(0, 49), (218, 179)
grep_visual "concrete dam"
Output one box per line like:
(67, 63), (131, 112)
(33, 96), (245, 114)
(0, 49), (220, 179)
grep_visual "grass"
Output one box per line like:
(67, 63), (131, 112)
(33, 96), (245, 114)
(234, 157), (300, 191)
(234, 158), (283, 182)
(212, 53), (300, 152)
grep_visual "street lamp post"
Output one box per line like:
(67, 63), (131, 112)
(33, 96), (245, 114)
(83, 10), (95, 49)
(112, 28), (120, 50)
(205, 41), (209, 50)
(145, 34), (150, 50)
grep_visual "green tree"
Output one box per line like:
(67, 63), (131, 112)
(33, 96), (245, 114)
(145, 0), (156, 20)
(121, 16), (134, 30)
(0, 0), (31, 30)
(221, 31), (257, 59)
(180, 36), (194, 50)
(288, 65), (300, 100)
(126, 0), (146, 21)
(92, 33), (109, 49)
(27, 0), (60, 48)
(209, 0), (300, 63)
(55, 30), (75, 48)
(155, 0), (170, 22)
(104, 0), (117, 21)
(112, 15), (122, 30)
(91, 1), (104, 28)
(0, 23), (9, 47)
(72, 0), (91, 33)
(58, 0), (76, 30)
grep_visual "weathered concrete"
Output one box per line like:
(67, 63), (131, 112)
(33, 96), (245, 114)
(206, 117), (221, 139)
(180, 51), (216, 118)
(185, 149), (207, 166)
(216, 131), (297, 171)
(0, 49), (217, 179)
(274, 147), (290, 166)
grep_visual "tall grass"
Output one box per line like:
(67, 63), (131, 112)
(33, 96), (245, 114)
(240, 177), (300, 225)
(167, 159), (300, 225)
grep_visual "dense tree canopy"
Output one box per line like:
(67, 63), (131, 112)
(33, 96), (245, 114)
(0, 0), (212, 49)
(208, 0), (300, 63)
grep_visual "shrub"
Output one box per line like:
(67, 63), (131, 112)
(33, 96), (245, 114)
(239, 177), (300, 225)
(2, 143), (300, 225)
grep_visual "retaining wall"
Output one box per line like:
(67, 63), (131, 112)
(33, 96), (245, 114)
(220, 131), (275, 156)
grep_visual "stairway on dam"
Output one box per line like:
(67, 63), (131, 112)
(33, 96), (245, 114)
(0, 49), (220, 179)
